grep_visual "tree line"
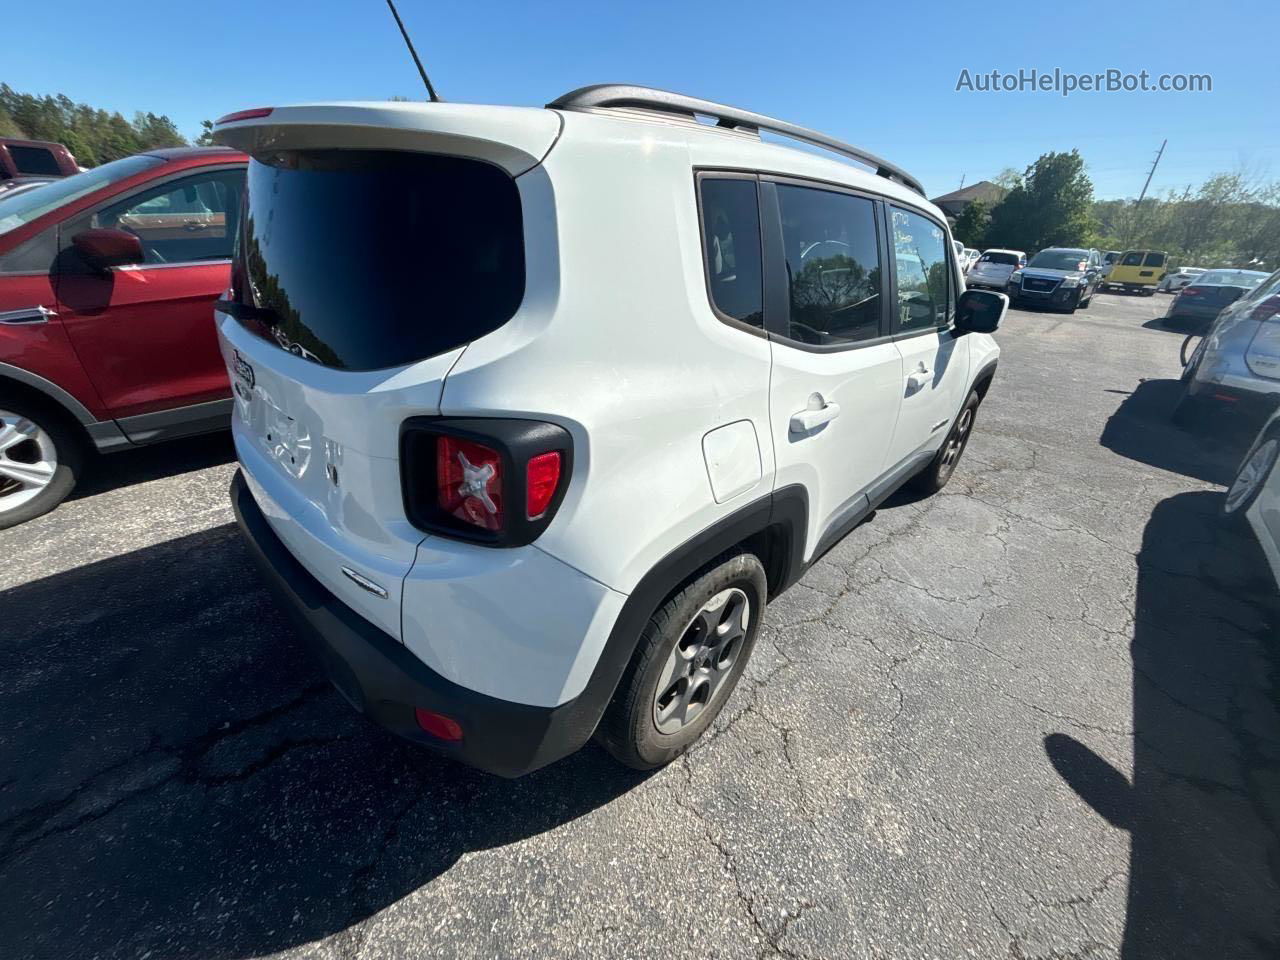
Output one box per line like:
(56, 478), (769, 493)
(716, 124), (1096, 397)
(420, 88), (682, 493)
(0, 84), (187, 169)
(952, 151), (1279, 269)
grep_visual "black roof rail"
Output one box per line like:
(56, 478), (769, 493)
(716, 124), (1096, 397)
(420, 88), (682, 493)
(547, 84), (925, 198)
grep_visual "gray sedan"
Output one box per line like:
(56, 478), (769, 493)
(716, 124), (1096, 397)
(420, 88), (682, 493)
(1168, 269), (1270, 332)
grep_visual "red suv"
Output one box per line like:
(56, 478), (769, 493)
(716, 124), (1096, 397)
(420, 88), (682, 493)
(0, 147), (246, 528)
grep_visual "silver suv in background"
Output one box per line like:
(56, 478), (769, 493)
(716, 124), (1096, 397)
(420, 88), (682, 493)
(967, 248), (1026, 291)
(1177, 267), (1280, 428)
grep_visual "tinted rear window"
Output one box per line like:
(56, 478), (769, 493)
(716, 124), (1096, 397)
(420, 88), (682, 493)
(234, 150), (525, 371)
(1143, 252), (1166, 267)
(982, 252), (1019, 266)
(8, 145), (61, 176)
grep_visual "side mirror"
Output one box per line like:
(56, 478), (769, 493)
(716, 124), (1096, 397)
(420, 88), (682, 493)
(72, 228), (143, 271)
(955, 288), (1007, 333)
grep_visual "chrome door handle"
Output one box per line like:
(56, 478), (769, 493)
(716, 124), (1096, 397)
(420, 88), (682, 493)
(790, 394), (841, 433)
(0, 305), (57, 325)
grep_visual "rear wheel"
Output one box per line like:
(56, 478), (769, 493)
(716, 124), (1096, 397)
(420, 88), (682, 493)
(1223, 434), (1280, 520)
(599, 552), (766, 769)
(0, 399), (84, 530)
(910, 389), (980, 495)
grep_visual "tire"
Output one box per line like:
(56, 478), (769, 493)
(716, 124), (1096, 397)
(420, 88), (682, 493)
(910, 389), (980, 495)
(1222, 432), (1280, 520)
(598, 552), (767, 769)
(0, 396), (85, 530)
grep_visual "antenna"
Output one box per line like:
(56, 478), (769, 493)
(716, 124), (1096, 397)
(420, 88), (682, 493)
(385, 0), (441, 102)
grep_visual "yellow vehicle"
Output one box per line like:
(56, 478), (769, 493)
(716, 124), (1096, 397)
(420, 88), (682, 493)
(1103, 250), (1172, 296)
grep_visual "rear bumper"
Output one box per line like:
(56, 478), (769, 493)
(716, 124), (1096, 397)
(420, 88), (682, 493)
(231, 469), (603, 777)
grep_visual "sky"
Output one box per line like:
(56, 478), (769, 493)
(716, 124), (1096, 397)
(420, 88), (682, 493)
(8, 0), (1279, 201)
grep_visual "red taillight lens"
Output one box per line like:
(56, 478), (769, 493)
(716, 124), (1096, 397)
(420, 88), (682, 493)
(1182, 287), (1203, 297)
(414, 707), (463, 741)
(526, 451), (562, 519)
(1251, 294), (1280, 323)
(216, 107), (274, 124)
(436, 436), (503, 532)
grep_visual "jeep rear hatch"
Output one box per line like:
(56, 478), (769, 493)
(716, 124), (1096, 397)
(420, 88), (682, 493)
(213, 103), (558, 638)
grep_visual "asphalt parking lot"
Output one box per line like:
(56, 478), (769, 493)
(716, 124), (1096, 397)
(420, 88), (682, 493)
(2, 292), (1277, 960)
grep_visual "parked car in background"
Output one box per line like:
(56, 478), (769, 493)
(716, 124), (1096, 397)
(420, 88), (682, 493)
(0, 146), (246, 528)
(1102, 249), (1170, 295)
(967, 248), (1026, 291)
(1177, 267), (1280, 429)
(1167, 269), (1270, 332)
(0, 176), (56, 202)
(0, 138), (78, 181)
(1157, 266), (1206, 293)
(1224, 406), (1280, 589)
(214, 88), (1004, 777)
(1008, 247), (1101, 313)
(1099, 250), (1121, 281)
(962, 247), (980, 272)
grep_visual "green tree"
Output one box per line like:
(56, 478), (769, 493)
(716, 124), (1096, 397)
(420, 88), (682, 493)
(952, 200), (990, 249)
(0, 84), (188, 167)
(986, 150), (1094, 252)
(194, 120), (217, 146)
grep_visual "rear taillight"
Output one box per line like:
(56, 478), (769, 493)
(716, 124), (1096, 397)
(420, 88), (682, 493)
(526, 451), (562, 519)
(436, 436), (504, 532)
(400, 419), (572, 546)
(1182, 287), (1203, 298)
(1250, 294), (1280, 323)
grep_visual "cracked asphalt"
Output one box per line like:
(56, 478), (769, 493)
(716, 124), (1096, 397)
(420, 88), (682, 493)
(2, 292), (1278, 959)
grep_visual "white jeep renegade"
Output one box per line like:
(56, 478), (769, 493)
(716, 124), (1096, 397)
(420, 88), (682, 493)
(213, 86), (1005, 777)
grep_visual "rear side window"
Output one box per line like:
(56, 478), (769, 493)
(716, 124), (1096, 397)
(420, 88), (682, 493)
(8, 146), (61, 176)
(234, 150), (525, 371)
(892, 207), (953, 333)
(776, 184), (884, 345)
(1144, 252), (1166, 268)
(699, 177), (763, 328)
(1121, 252), (1144, 266)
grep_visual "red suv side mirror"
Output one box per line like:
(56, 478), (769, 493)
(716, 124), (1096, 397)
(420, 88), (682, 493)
(71, 228), (144, 270)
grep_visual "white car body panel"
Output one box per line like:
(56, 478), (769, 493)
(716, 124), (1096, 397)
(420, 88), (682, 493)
(215, 99), (1001, 713)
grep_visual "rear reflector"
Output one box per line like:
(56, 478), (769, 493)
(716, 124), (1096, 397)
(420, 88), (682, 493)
(526, 451), (562, 519)
(436, 436), (503, 532)
(216, 107), (274, 124)
(415, 708), (464, 741)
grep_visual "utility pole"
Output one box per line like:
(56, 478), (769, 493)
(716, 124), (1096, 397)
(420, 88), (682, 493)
(1124, 139), (1166, 245)
(958, 172), (966, 190)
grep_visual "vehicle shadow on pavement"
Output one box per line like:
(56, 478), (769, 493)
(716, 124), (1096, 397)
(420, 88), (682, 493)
(1044, 490), (1280, 959)
(0, 525), (650, 960)
(1098, 377), (1250, 485)
(69, 431), (237, 501)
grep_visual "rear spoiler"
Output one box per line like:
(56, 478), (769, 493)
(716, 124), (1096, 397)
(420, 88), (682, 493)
(213, 102), (561, 177)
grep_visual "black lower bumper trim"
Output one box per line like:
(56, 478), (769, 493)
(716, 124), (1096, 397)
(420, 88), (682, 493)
(230, 470), (598, 777)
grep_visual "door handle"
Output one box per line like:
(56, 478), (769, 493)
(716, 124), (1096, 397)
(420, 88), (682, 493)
(906, 362), (932, 392)
(790, 394), (841, 433)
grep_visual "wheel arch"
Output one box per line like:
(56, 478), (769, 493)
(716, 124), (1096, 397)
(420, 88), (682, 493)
(0, 363), (128, 452)
(972, 358), (999, 402)
(573, 483), (809, 741)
